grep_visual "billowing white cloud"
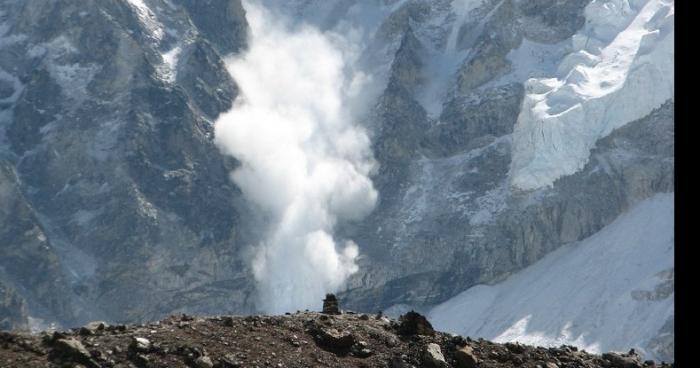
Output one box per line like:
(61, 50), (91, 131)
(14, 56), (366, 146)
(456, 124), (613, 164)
(214, 1), (378, 314)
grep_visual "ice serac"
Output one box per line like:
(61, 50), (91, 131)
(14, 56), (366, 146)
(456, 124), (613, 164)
(510, 0), (674, 190)
(428, 193), (674, 362)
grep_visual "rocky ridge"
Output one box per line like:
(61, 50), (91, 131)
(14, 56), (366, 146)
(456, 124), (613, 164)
(0, 309), (673, 368)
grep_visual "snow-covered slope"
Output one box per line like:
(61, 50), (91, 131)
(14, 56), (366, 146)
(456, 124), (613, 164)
(428, 192), (674, 361)
(510, 0), (674, 190)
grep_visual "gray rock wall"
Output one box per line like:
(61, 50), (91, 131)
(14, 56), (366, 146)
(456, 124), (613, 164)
(0, 0), (254, 327)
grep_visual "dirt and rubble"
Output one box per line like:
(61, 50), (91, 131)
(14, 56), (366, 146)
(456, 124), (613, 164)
(0, 308), (673, 368)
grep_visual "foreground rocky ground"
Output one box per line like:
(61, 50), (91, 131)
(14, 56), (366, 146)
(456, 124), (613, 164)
(0, 309), (672, 368)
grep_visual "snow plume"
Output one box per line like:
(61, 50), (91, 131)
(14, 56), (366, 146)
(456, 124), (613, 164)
(214, 1), (378, 314)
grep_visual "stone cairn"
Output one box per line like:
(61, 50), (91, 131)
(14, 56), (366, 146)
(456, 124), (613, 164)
(322, 293), (340, 315)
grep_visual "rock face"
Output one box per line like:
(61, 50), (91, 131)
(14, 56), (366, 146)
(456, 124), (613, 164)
(0, 0), (254, 327)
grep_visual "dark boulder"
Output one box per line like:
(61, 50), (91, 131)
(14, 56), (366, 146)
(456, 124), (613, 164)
(48, 338), (100, 368)
(397, 311), (435, 336)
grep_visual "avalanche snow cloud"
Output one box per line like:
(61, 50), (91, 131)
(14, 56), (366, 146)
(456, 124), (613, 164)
(214, 1), (378, 314)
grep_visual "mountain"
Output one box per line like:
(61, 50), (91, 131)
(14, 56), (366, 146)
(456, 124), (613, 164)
(0, 0), (674, 363)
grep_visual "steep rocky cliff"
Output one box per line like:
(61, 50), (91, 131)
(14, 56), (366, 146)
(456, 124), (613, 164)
(0, 0), (255, 327)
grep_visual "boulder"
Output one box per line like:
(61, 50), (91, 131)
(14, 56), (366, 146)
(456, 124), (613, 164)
(455, 345), (479, 368)
(130, 337), (152, 353)
(397, 311), (435, 336)
(602, 352), (643, 368)
(50, 338), (100, 368)
(79, 321), (109, 336)
(194, 355), (214, 368)
(309, 322), (356, 354)
(131, 353), (150, 368)
(84, 321), (108, 331)
(317, 328), (355, 348)
(423, 343), (449, 368)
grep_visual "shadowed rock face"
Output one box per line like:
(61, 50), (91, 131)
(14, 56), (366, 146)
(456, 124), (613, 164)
(0, 0), (254, 327)
(176, 0), (249, 55)
(454, 0), (587, 93)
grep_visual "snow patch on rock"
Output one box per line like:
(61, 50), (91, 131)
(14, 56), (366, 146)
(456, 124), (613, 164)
(161, 45), (181, 83)
(126, 0), (165, 42)
(36, 36), (100, 102)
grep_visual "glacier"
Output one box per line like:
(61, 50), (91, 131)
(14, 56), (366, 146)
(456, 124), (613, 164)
(428, 192), (674, 361)
(510, 0), (674, 190)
